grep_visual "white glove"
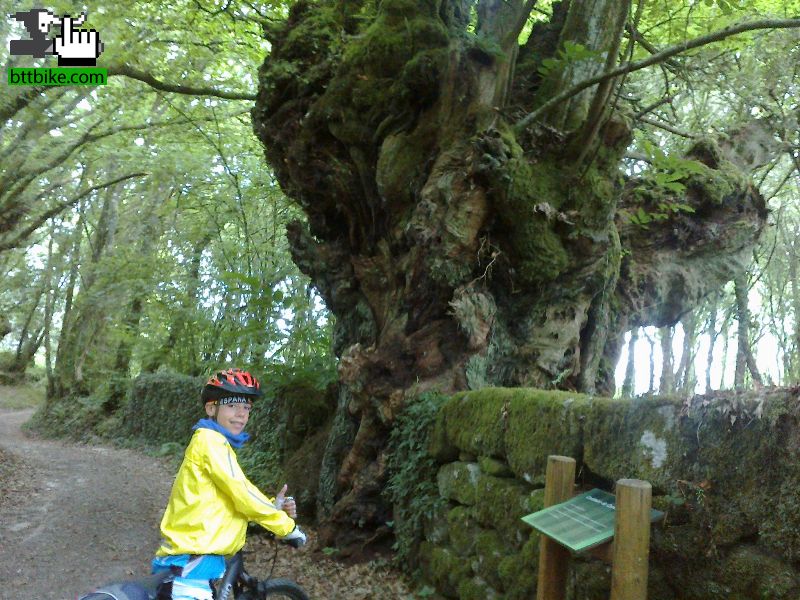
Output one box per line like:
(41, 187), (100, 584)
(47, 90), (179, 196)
(53, 13), (103, 66)
(274, 483), (297, 518)
(282, 525), (307, 548)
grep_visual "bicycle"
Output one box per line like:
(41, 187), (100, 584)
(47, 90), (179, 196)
(79, 530), (309, 600)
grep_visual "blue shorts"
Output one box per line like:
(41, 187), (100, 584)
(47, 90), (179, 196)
(152, 554), (226, 600)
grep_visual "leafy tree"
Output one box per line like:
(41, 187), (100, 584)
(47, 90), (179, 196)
(251, 0), (800, 541)
(1, 0), (333, 407)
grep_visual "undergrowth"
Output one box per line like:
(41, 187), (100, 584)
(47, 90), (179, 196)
(385, 391), (448, 568)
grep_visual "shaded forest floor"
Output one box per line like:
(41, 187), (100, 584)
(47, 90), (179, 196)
(0, 386), (421, 599)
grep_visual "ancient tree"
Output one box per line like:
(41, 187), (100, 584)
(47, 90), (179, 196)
(252, 0), (783, 541)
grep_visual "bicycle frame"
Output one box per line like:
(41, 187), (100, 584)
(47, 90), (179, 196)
(216, 552), (244, 600)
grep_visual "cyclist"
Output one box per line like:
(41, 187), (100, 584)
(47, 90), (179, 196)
(152, 368), (306, 600)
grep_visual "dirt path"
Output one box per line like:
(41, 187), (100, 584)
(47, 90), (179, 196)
(0, 408), (172, 599)
(0, 409), (418, 600)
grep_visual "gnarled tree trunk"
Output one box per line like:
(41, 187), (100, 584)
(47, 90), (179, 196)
(252, 0), (766, 544)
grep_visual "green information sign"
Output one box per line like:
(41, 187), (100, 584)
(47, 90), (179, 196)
(521, 488), (664, 553)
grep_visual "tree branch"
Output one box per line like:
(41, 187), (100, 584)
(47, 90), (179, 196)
(515, 18), (800, 133)
(634, 95), (674, 118)
(1, 109), (248, 221)
(0, 87), (46, 123)
(636, 115), (696, 138)
(107, 64), (257, 101)
(0, 172), (148, 253)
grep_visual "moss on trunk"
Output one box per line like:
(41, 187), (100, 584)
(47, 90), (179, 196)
(253, 0), (766, 544)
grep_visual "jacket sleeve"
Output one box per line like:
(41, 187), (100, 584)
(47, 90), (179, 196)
(202, 436), (296, 538)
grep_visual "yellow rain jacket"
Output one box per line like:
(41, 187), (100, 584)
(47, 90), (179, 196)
(156, 427), (296, 557)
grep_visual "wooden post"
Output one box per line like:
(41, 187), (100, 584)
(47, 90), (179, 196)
(610, 479), (652, 600)
(536, 455), (576, 600)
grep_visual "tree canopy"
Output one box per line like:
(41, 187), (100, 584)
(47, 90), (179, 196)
(1, 0), (333, 397)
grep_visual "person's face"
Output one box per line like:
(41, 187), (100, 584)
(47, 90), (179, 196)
(206, 400), (252, 435)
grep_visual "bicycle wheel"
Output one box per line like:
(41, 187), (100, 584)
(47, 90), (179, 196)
(259, 578), (310, 600)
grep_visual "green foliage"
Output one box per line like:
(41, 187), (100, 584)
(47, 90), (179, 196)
(2, 0), (335, 407)
(236, 445), (285, 495)
(537, 41), (601, 76)
(238, 357), (337, 492)
(123, 370), (205, 445)
(621, 139), (707, 228)
(0, 352), (16, 373)
(385, 391), (448, 567)
(640, 140), (708, 194)
(29, 391), (110, 438)
(623, 201), (696, 228)
(703, 0), (741, 13)
(0, 379), (45, 410)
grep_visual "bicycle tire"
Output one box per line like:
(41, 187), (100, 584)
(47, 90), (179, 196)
(259, 578), (310, 600)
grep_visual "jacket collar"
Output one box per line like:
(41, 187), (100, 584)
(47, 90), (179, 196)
(192, 418), (250, 448)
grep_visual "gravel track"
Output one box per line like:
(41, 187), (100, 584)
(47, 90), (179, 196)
(0, 408), (172, 600)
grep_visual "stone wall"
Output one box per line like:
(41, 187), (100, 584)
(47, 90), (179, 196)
(419, 387), (800, 599)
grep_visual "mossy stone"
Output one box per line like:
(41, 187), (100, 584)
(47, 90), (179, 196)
(474, 473), (536, 545)
(428, 405), (458, 462)
(504, 389), (594, 484)
(438, 390), (507, 458)
(421, 543), (473, 598)
(421, 499), (451, 546)
(457, 576), (500, 600)
(497, 532), (539, 599)
(569, 559), (612, 600)
(718, 546), (799, 599)
(447, 505), (478, 556)
(479, 456), (513, 477)
(437, 461), (481, 505)
(473, 529), (508, 590)
(424, 388), (800, 599)
(581, 396), (686, 489)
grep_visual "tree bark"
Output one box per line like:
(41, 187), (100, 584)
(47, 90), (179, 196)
(659, 327), (675, 394)
(252, 0), (768, 543)
(677, 311), (697, 396)
(0, 313), (10, 342)
(734, 273), (763, 389)
(51, 207), (84, 400)
(719, 314), (731, 390)
(53, 187), (119, 399)
(787, 222), (800, 382)
(12, 291), (44, 372)
(621, 328), (638, 398)
(704, 294), (719, 393)
(644, 329), (656, 393)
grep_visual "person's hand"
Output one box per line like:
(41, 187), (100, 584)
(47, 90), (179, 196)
(53, 13), (103, 66)
(281, 525), (307, 548)
(275, 484), (297, 519)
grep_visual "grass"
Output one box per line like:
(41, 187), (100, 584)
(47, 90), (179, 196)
(0, 382), (46, 410)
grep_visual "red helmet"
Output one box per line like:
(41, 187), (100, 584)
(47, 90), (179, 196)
(202, 368), (263, 404)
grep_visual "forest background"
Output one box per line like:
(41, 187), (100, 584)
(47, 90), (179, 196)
(2, 0), (800, 559)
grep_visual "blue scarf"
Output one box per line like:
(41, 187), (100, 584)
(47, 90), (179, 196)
(192, 418), (250, 448)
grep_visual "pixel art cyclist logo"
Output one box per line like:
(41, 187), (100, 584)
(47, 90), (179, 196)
(9, 9), (104, 67)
